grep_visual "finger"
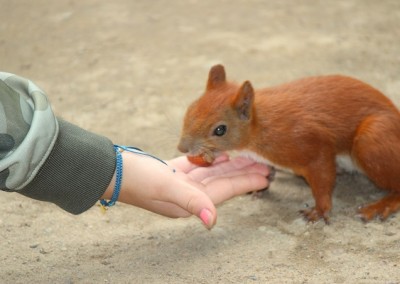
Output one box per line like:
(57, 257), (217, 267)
(211, 153), (230, 164)
(203, 173), (269, 205)
(201, 162), (270, 184)
(166, 156), (197, 173)
(139, 199), (192, 218)
(188, 156), (270, 182)
(167, 153), (229, 174)
(155, 179), (218, 229)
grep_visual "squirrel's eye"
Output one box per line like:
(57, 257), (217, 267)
(213, 125), (227, 136)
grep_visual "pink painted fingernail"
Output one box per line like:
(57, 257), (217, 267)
(199, 208), (213, 229)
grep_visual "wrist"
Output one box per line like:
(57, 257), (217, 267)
(99, 145), (174, 209)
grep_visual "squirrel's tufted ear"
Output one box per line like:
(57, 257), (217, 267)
(206, 64), (226, 90)
(232, 81), (254, 120)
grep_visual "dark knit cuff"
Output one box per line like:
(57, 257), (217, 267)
(19, 118), (116, 214)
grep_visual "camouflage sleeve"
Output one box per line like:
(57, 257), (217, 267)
(0, 72), (116, 214)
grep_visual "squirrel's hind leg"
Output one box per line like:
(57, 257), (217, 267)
(352, 114), (400, 221)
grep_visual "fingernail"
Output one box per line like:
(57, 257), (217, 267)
(199, 208), (213, 229)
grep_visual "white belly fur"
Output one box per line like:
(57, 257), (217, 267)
(237, 150), (362, 174)
(335, 154), (362, 174)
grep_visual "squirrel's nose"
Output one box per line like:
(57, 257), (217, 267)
(177, 138), (190, 153)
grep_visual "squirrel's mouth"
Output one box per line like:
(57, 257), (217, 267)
(186, 150), (217, 167)
(178, 138), (220, 166)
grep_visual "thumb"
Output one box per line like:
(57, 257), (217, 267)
(183, 189), (218, 230)
(198, 208), (217, 230)
(164, 179), (218, 229)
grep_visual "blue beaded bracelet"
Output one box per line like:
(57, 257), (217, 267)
(99, 145), (174, 212)
(99, 145), (123, 210)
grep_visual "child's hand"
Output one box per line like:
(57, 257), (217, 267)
(102, 152), (270, 229)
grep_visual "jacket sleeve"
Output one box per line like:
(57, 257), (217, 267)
(0, 72), (116, 214)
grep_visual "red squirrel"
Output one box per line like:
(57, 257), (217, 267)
(178, 64), (400, 223)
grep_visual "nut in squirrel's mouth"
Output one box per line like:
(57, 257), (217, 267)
(186, 151), (216, 167)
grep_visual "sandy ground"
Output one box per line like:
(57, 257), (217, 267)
(1, 0), (400, 283)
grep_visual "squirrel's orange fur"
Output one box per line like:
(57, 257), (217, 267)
(178, 64), (400, 223)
